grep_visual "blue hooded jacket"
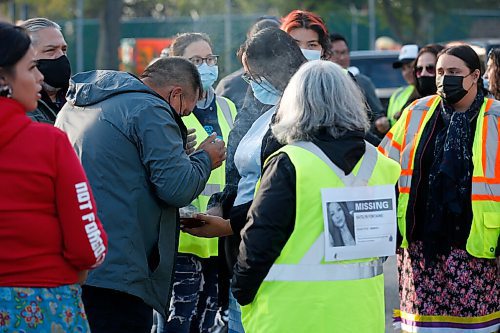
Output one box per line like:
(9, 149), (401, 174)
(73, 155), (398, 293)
(55, 70), (212, 316)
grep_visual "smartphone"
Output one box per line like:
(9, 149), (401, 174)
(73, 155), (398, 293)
(180, 217), (206, 228)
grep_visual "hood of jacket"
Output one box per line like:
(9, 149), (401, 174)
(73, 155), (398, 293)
(66, 70), (162, 107)
(0, 97), (31, 150)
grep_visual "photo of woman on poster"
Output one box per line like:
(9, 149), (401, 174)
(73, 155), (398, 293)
(327, 201), (356, 247)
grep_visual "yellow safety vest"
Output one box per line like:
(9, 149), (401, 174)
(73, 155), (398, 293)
(241, 141), (401, 333)
(179, 96), (237, 258)
(379, 95), (500, 258)
(387, 85), (415, 127)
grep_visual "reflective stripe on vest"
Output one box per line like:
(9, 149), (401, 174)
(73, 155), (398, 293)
(291, 141), (378, 186)
(265, 256), (384, 281)
(264, 141), (383, 282)
(216, 96), (234, 129)
(398, 96), (440, 193)
(472, 99), (500, 201)
(378, 131), (402, 162)
(482, 102), (499, 180)
(472, 182), (500, 198)
(265, 231), (384, 282)
(200, 183), (221, 197)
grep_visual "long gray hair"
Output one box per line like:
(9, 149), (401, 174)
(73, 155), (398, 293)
(272, 60), (369, 144)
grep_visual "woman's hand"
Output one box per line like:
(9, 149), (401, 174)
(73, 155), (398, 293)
(375, 116), (390, 134)
(182, 214), (233, 238)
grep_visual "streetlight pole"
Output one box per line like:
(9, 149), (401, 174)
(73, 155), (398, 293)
(224, 0), (232, 75)
(368, 0), (376, 50)
(76, 0), (84, 72)
(350, 4), (359, 51)
(8, 0), (15, 22)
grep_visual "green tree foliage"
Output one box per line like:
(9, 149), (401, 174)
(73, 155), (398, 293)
(3, 0), (499, 46)
(378, 0), (500, 44)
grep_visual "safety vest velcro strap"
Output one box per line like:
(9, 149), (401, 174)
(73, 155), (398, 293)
(264, 258), (384, 282)
(200, 183), (221, 197)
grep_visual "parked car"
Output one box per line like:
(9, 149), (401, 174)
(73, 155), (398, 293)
(350, 50), (407, 109)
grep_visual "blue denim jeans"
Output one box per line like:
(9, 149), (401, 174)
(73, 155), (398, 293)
(158, 254), (219, 333)
(228, 288), (245, 333)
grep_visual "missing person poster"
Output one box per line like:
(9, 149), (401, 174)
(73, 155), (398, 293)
(321, 185), (397, 262)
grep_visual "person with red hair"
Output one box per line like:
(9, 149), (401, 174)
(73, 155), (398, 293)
(281, 9), (331, 61)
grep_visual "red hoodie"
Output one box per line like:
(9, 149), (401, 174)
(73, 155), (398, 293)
(0, 97), (108, 287)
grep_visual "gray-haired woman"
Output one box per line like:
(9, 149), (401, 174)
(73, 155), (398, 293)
(189, 60), (400, 332)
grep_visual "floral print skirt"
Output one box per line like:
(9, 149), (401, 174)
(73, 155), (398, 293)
(0, 284), (90, 333)
(394, 241), (500, 332)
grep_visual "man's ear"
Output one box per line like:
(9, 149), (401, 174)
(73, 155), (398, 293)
(169, 86), (182, 98)
(473, 69), (481, 82)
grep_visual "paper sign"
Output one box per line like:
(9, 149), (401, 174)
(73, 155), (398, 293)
(321, 185), (397, 261)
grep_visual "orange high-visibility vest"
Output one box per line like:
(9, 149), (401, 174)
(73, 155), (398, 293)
(378, 95), (500, 258)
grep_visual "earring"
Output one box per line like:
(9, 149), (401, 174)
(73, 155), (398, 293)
(0, 85), (12, 98)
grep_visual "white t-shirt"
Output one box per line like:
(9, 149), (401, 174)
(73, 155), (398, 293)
(233, 105), (277, 206)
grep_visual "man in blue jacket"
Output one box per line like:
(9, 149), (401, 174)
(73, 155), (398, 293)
(55, 57), (226, 333)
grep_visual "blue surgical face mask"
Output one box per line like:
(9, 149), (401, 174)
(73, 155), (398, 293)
(250, 78), (281, 105)
(301, 48), (322, 61)
(197, 63), (218, 91)
(483, 75), (490, 91)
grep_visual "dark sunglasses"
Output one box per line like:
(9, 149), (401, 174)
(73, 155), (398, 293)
(415, 64), (436, 76)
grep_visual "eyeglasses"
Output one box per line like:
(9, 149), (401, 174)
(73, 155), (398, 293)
(188, 55), (219, 67)
(415, 64), (436, 76)
(241, 72), (262, 84)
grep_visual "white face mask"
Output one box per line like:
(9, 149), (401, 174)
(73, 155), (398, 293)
(300, 48), (322, 61)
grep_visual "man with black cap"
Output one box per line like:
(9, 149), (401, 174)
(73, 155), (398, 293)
(387, 44), (419, 126)
(19, 18), (71, 124)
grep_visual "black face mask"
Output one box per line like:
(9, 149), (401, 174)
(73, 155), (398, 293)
(436, 74), (471, 105)
(416, 76), (437, 97)
(37, 55), (71, 89)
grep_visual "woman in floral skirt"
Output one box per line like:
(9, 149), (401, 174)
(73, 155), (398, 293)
(379, 44), (499, 332)
(0, 22), (107, 332)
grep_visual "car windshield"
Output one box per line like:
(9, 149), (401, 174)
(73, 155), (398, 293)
(351, 57), (407, 89)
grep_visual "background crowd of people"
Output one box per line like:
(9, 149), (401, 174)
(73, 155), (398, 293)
(0, 7), (499, 333)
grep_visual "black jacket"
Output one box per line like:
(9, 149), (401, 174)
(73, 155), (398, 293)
(27, 89), (66, 124)
(231, 130), (366, 305)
